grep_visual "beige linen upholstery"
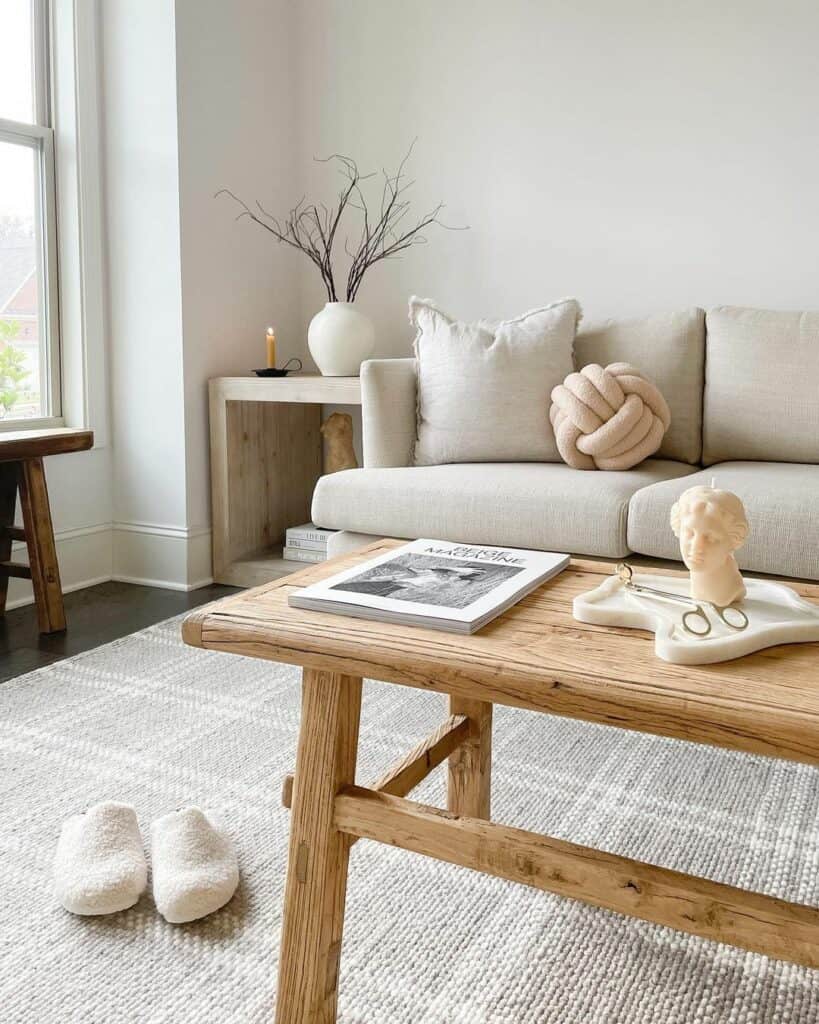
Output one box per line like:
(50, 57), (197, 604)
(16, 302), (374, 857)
(628, 462), (819, 580)
(313, 459), (695, 559)
(574, 309), (705, 464)
(703, 307), (819, 466)
(326, 530), (381, 558)
(411, 296), (579, 465)
(361, 359), (417, 468)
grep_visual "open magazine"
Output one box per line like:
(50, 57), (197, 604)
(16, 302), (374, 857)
(288, 539), (569, 634)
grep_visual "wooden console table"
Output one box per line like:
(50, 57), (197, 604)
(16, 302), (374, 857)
(209, 375), (361, 588)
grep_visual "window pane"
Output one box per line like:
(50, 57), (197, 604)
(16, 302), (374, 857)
(0, 1), (35, 124)
(0, 139), (47, 419)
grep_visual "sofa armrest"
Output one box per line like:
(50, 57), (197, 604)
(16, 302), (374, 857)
(361, 358), (417, 468)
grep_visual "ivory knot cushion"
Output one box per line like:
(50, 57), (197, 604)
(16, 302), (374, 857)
(410, 296), (581, 465)
(549, 362), (671, 470)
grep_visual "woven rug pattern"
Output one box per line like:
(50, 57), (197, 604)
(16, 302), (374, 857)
(1, 616), (818, 1022)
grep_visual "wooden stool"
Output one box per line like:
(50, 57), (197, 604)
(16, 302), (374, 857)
(0, 429), (94, 634)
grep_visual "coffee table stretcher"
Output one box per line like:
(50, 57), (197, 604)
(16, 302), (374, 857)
(182, 543), (819, 1023)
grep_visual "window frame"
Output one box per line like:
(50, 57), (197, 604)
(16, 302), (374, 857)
(0, 0), (63, 429)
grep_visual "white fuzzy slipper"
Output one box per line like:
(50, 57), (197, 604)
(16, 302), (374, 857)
(151, 808), (238, 924)
(54, 801), (148, 916)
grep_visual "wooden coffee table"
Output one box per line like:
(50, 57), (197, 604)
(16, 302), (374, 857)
(183, 539), (819, 1024)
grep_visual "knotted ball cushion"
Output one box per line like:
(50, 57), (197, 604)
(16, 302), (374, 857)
(549, 362), (671, 471)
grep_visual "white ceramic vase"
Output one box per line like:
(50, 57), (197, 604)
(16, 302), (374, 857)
(308, 301), (375, 377)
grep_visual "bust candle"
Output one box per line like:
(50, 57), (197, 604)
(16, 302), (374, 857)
(670, 484), (750, 607)
(266, 326), (277, 368)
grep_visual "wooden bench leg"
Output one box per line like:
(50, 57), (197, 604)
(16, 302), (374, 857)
(275, 669), (362, 1024)
(447, 696), (493, 819)
(0, 463), (19, 617)
(19, 457), (66, 634)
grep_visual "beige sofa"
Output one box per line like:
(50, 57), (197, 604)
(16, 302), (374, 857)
(312, 306), (819, 581)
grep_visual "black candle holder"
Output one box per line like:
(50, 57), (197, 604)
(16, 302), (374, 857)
(253, 358), (303, 378)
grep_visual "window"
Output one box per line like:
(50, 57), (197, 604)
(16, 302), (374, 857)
(0, 0), (60, 426)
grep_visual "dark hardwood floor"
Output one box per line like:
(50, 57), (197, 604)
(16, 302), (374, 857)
(0, 581), (237, 683)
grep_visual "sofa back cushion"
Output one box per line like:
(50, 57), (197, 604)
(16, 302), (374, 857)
(411, 296), (579, 466)
(574, 309), (705, 465)
(703, 306), (819, 466)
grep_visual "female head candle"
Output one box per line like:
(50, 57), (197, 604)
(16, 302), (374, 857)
(670, 484), (749, 607)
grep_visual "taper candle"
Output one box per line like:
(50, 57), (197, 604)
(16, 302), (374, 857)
(266, 326), (276, 368)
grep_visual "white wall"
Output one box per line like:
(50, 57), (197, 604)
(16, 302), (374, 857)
(77, 0), (304, 594)
(23, 0), (815, 606)
(292, 0), (819, 355)
(101, 0), (201, 586)
(174, 0), (300, 537)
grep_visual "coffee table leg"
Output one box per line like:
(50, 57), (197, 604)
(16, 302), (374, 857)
(275, 669), (362, 1024)
(447, 696), (492, 819)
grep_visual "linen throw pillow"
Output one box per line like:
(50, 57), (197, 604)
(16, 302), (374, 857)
(410, 296), (581, 465)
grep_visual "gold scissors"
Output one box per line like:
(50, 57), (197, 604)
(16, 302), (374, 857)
(616, 563), (749, 638)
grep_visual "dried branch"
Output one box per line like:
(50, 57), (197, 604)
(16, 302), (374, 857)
(343, 142), (465, 301)
(216, 143), (466, 306)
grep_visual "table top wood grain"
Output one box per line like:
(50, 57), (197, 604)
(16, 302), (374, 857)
(183, 539), (819, 768)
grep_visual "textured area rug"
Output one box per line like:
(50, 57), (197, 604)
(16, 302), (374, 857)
(1, 616), (819, 1023)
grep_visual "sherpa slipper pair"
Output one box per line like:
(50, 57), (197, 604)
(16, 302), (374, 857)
(53, 801), (238, 923)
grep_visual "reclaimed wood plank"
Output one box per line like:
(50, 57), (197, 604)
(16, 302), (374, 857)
(275, 669), (362, 1024)
(335, 786), (819, 968)
(447, 697), (492, 819)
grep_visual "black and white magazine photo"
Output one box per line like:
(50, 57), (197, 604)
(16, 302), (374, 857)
(330, 552), (525, 608)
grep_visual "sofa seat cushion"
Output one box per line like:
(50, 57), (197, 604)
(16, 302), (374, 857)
(628, 462), (819, 580)
(312, 459), (696, 559)
(326, 530), (383, 559)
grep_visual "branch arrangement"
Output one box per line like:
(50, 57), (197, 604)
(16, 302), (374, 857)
(216, 143), (462, 302)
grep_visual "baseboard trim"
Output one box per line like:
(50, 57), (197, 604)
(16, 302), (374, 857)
(110, 573), (215, 592)
(112, 522), (213, 590)
(10, 521), (111, 549)
(5, 525), (113, 610)
(5, 575), (113, 611)
(112, 520), (212, 540)
(4, 520), (216, 611)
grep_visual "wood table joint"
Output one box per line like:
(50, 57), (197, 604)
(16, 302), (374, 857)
(281, 713), (471, 814)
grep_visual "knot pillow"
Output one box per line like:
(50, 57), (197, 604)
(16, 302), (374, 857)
(549, 362), (671, 470)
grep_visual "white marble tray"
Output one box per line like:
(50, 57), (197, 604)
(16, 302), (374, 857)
(573, 571), (819, 665)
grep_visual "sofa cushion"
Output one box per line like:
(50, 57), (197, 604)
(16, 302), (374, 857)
(574, 309), (705, 465)
(410, 296), (579, 466)
(327, 530), (382, 558)
(628, 462), (819, 580)
(313, 459), (695, 559)
(703, 307), (819, 466)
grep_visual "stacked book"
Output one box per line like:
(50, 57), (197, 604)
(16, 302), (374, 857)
(283, 522), (337, 564)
